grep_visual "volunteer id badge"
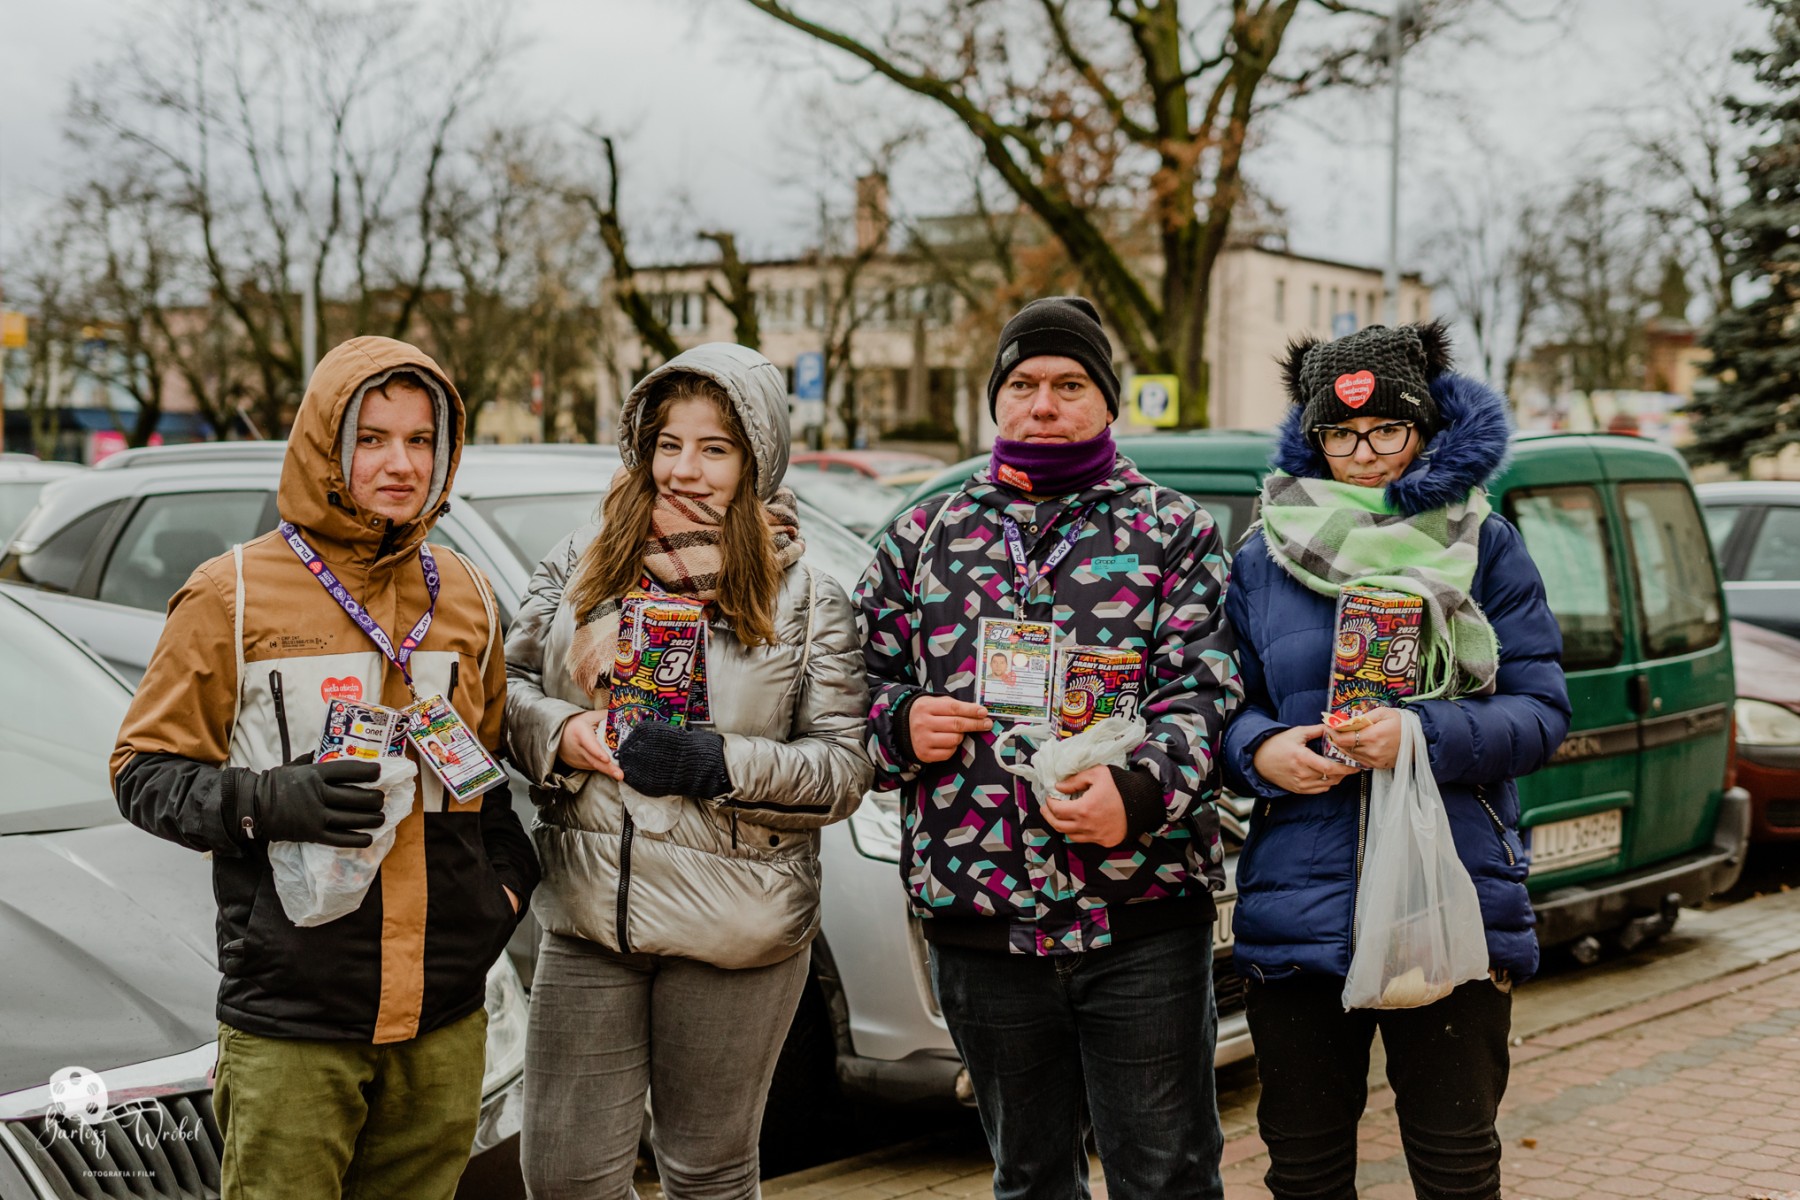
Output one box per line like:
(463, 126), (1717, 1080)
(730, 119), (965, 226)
(976, 618), (1057, 722)
(400, 694), (507, 803)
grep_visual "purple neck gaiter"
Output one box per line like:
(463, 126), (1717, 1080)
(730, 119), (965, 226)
(989, 427), (1118, 497)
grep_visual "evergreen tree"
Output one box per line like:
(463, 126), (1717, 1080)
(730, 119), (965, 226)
(1689, 0), (1800, 470)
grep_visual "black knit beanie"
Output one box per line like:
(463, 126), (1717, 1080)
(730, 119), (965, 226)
(1281, 320), (1452, 433)
(987, 297), (1121, 418)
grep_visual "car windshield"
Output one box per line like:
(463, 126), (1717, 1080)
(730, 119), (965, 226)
(0, 595), (130, 834)
(467, 493), (607, 570)
(0, 480), (51, 545)
(793, 499), (878, 591)
(786, 469), (907, 538)
(468, 489), (875, 593)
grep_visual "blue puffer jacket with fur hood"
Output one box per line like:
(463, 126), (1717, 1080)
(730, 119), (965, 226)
(1222, 370), (1571, 982)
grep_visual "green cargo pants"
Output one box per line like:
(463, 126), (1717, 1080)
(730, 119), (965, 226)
(213, 1008), (487, 1200)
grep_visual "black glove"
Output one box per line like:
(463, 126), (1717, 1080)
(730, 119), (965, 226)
(616, 722), (732, 800)
(229, 756), (386, 848)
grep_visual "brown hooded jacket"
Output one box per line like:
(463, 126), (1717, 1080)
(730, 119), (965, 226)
(112, 336), (538, 1044)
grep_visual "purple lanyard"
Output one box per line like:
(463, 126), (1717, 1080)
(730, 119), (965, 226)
(1000, 506), (1090, 610)
(280, 521), (440, 689)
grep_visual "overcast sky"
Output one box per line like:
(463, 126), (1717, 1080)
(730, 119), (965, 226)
(0, 0), (1765, 284)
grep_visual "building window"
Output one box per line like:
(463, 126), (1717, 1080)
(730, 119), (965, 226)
(1367, 291), (1377, 324)
(1310, 284), (1321, 329)
(1330, 287), (1340, 322)
(1274, 278), (1286, 323)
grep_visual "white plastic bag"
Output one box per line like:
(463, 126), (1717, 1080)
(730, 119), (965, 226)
(1341, 709), (1488, 1010)
(268, 758), (419, 927)
(994, 716), (1148, 802)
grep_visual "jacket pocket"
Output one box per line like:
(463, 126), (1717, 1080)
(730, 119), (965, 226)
(1473, 785), (1524, 871)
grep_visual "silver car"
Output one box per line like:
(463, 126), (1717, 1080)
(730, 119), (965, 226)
(1698, 481), (1800, 640)
(0, 588), (530, 1198)
(0, 443), (1249, 1159)
(0, 455), (83, 546)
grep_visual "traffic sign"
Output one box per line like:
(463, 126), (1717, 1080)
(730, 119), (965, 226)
(793, 351), (825, 401)
(1332, 311), (1358, 338)
(1129, 375), (1180, 428)
(0, 312), (26, 349)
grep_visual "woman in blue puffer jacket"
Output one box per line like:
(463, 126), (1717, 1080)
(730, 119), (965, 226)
(1224, 321), (1570, 1200)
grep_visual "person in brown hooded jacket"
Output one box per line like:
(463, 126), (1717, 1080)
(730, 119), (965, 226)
(112, 336), (538, 1199)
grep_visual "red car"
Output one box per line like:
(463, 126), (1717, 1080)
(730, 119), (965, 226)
(1733, 619), (1800, 842)
(789, 450), (944, 481)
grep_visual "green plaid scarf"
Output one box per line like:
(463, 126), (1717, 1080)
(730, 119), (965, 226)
(1258, 472), (1499, 700)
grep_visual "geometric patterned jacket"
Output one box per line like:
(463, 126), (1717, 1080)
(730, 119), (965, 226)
(853, 455), (1242, 956)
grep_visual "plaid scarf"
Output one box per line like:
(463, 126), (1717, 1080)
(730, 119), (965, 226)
(1257, 472), (1499, 700)
(567, 486), (805, 699)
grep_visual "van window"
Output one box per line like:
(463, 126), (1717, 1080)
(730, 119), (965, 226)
(1621, 482), (1723, 658)
(97, 491), (269, 612)
(0, 501), (123, 594)
(1506, 486), (1624, 669)
(1187, 493), (1255, 552)
(1745, 506), (1800, 582)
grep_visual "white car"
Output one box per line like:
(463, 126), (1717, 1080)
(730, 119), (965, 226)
(0, 588), (529, 1198)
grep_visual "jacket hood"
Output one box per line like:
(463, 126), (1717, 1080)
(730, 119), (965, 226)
(278, 336), (463, 558)
(1270, 370), (1513, 516)
(618, 343), (790, 503)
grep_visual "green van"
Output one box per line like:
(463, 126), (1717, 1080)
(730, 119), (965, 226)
(881, 430), (1750, 957)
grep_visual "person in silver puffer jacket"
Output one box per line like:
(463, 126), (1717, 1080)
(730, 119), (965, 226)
(503, 342), (871, 1200)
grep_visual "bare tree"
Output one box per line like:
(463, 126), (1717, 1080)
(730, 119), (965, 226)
(1543, 176), (1659, 395)
(1619, 32), (1753, 319)
(737, 0), (1518, 426)
(71, 0), (517, 436)
(570, 132), (683, 364)
(698, 231), (762, 352)
(1420, 181), (1553, 397)
(4, 220), (85, 458)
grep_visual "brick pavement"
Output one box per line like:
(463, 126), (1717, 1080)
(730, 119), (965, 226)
(1219, 952), (1800, 1200)
(756, 885), (1800, 1200)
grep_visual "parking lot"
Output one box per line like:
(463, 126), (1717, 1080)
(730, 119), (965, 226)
(623, 846), (1800, 1199)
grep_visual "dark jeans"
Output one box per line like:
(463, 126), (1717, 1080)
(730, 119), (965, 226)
(1244, 974), (1512, 1200)
(929, 924), (1223, 1200)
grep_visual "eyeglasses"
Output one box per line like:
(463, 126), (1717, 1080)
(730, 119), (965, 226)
(1314, 421), (1416, 458)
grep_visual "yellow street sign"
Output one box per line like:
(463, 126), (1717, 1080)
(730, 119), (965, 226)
(0, 312), (26, 350)
(1129, 375), (1179, 428)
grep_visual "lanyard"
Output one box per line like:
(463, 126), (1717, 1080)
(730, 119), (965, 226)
(1000, 505), (1090, 609)
(280, 521), (440, 689)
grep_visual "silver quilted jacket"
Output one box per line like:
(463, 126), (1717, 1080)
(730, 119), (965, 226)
(502, 344), (871, 969)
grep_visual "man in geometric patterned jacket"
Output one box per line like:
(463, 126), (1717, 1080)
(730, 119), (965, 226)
(854, 296), (1242, 1200)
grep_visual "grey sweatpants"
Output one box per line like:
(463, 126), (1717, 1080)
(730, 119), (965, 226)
(520, 932), (811, 1200)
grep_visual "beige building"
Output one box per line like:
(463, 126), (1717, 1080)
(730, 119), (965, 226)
(1147, 247), (1431, 434)
(598, 219), (1429, 449)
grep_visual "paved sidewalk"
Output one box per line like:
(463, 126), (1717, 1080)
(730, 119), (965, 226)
(1220, 951), (1800, 1200)
(760, 886), (1800, 1200)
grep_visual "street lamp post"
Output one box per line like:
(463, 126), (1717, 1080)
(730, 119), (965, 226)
(1383, 0), (1420, 328)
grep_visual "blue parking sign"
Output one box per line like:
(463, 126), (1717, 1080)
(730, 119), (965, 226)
(794, 352), (825, 401)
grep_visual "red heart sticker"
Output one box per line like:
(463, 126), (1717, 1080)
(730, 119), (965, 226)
(308, 560), (325, 575)
(996, 463), (1033, 491)
(1334, 371), (1376, 408)
(322, 677), (363, 703)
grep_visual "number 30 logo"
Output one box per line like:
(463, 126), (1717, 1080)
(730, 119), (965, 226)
(653, 647), (694, 687)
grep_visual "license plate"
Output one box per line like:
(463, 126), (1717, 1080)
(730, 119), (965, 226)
(1213, 898), (1236, 950)
(1529, 810), (1623, 874)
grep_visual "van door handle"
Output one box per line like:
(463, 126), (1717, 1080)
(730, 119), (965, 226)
(1627, 673), (1652, 715)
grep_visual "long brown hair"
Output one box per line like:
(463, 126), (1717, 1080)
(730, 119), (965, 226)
(565, 373), (782, 646)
